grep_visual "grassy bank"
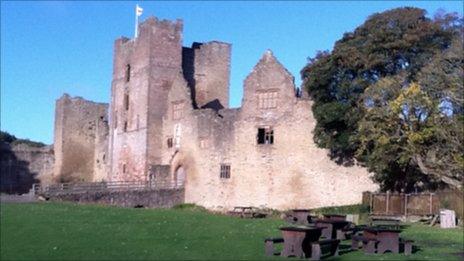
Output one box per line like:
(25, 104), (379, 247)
(1, 202), (462, 260)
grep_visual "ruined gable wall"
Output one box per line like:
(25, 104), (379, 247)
(183, 52), (378, 210)
(54, 94), (108, 182)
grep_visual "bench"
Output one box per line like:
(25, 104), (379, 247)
(228, 207), (267, 218)
(342, 225), (367, 238)
(400, 239), (414, 255)
(310, 239), (340, 260)
(370, 218), (401, 230)
(264, 237), (284, 256)
(351, 235), (379, 254)
(227, 207), (252, 217)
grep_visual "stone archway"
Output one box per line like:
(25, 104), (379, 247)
(174, 165), (185, 188)
(170, 151), (187, 189)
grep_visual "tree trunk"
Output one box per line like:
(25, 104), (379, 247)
(413, 155), (462, 190)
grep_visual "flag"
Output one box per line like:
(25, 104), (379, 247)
(136, 4), (143, 17)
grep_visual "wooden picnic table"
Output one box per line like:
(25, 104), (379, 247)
(369, 217), (401, 230)
(315, 219), (350, 239)
(288, 209), (317, 225)
(363, 227), (401, 254)
(323, 214), (347, 221)
(279, 226), (322, 258)
(233, 206), (253, 212)
(228, 206), (266, 218)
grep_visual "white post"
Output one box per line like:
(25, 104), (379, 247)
(405, 194), (408, 217)
(134, 6), (139, 38)
(386, 191), (390, 215)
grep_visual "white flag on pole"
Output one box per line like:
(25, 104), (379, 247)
(134, 4), (143, 38)
(136, 4), (143, 17)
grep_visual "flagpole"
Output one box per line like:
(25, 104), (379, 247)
(134, 4), (138, 38)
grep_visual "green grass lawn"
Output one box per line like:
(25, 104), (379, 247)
(1, 202), (463, 260)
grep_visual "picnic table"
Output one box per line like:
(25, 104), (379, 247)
(287, 209), (317, 225)
(227, 206), (266, 218)
(279, 226), (322, 258)
(315, 219), (350, 240)
(369, 217), (401, 230)
(323, 214), (347, 221)
(363, 227), (401, 254)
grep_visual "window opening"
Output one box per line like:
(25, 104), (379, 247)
(125, 64), (131, 82)
(124, 94), (129, 111)
(257, 128), (274, 144)
(258, 91), (278, 109)
(220, 164), (231, 179)
(172, 102), (184, 120)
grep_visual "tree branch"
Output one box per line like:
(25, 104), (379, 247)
(413, 154), (463, 189)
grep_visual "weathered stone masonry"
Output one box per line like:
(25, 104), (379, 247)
(53, 16), (379, 210)
(0, 143), (54, 194)
(54, 94), (108, 183)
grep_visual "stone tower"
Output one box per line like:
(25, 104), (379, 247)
(182, 42), (231, 110)
(54, 94), (108, 182)
(108, 17), (183, 181)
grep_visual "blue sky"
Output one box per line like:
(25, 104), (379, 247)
(1, 1), (463, 144)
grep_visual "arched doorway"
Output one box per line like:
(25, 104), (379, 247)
(174, 166), (185, 188)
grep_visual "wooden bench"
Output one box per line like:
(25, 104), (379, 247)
(310, 239), (340, 260)
(370, 218), (401, 230)
(264, 237), (284, 256)
(228, 206), (267, 218)
(351, 235), (379, 254)
(227, 207), (252, 217)
(342, 225), (367, 238)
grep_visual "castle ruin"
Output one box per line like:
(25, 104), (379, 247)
(52, 16), (378, 210)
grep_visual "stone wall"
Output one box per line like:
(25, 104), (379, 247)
(175, 51), (379, 210)
(0, 142), (54, 194)
(182, 41), (231, 110)
(93, 114), (109, 181)
(56, 16), (379, 211)
(192, 41), (231, 110)
(47, 188), (184, 208)
(108, 17), (184, 182)
(54, 94), (108, 182)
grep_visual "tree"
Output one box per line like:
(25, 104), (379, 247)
(412, 38), (463, 189)
(301, 7), (463, 191)
(0, 131), (46, 147)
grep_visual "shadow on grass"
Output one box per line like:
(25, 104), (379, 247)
(400, 224), (410, 229)
(338, 241), (422, 257)
(339, 243), (355, 255)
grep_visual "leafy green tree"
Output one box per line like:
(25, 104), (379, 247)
(302, 7), (463, 191)
(0, 131), (46, 147)
(0, 131), (17, 143)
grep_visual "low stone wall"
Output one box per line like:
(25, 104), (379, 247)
(1, 142), (54, 194)
(46, 188), (184, 208)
